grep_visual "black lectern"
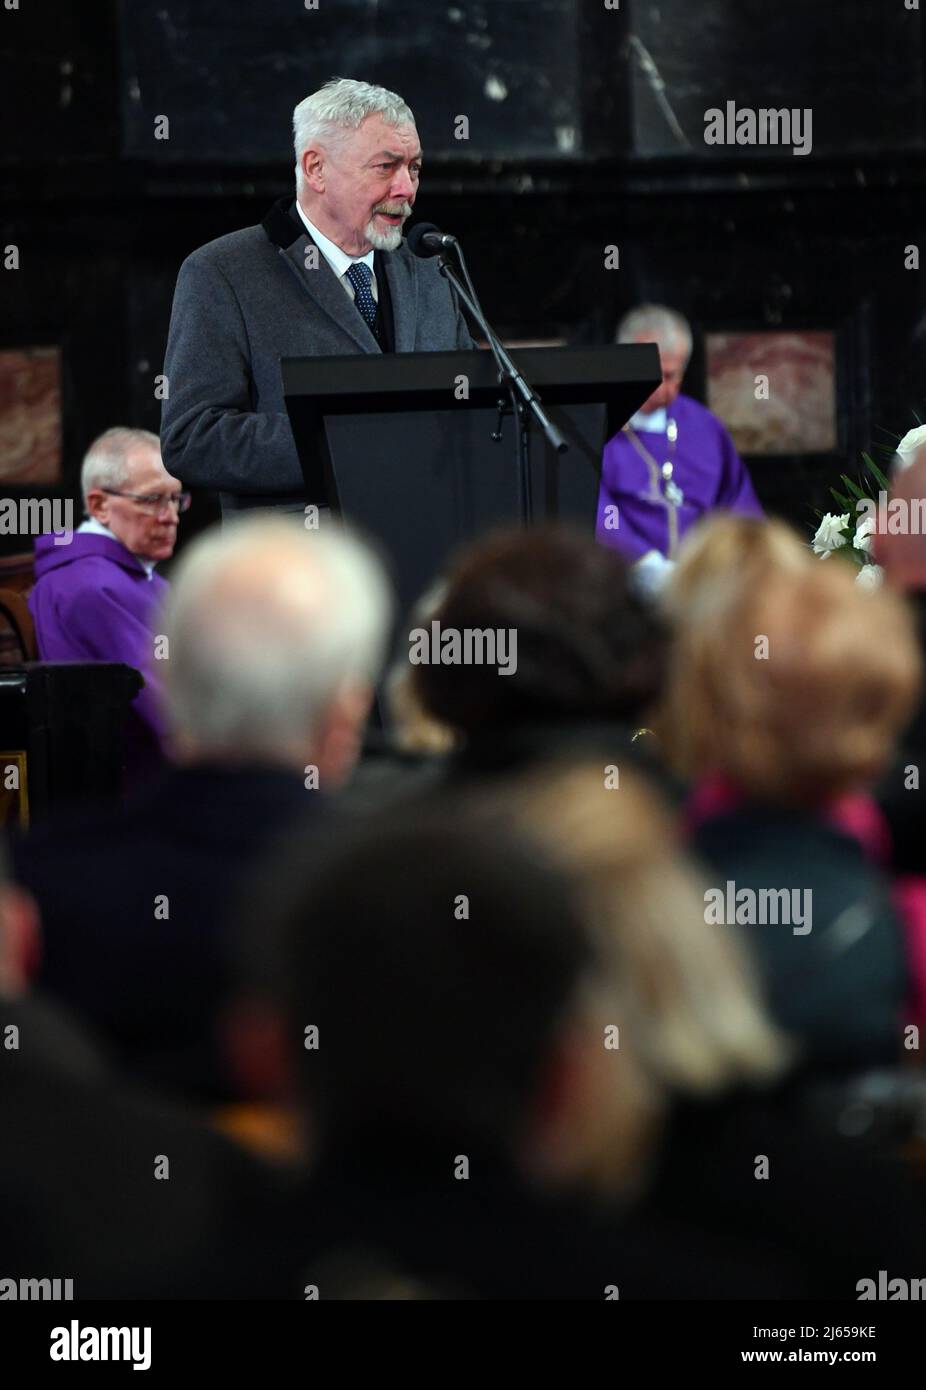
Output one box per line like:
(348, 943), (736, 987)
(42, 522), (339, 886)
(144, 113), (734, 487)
(283, 344), (659, 618)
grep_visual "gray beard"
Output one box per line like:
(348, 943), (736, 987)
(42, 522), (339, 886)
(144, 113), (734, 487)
(365, 217), (404, 252)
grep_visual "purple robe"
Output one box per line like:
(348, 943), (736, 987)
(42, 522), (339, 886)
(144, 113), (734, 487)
(29, 532), (170, 785)
(595, 393), (763, 562)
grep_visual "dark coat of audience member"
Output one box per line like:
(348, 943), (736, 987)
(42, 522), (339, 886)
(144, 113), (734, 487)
(691, 803), (908, 1074)
(233, 803), (925, 1299)
(10, 762), (317, 1101)
(0, 992), (284, 1298)
(639, 1070), (926, 1301)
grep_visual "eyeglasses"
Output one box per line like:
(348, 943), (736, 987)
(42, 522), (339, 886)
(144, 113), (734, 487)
(102, 489), (192, 516)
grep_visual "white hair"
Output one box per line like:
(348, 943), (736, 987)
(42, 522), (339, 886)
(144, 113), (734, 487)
(293, 76), (415, 196)
(80, 426), (162, 507)
(161, 517), (393, 762)
(617, 305), (693, 361)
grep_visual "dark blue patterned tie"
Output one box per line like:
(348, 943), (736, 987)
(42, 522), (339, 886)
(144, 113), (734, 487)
(345, 261), (378, 334)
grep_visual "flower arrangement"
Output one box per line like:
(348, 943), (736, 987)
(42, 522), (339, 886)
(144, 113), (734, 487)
(810, 425), (926, 589)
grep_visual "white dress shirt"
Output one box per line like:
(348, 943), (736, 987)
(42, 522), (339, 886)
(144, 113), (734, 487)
(628, 406), (668, 433)
(294, 204), (378, 305)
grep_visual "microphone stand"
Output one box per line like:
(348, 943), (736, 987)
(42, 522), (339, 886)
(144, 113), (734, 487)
(434, 241), (568, 525)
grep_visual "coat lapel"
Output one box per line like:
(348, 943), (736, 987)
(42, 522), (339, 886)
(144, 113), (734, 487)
(262, 197), (417, 353)
(279, 235), (378, 353)
(381, 249), (418, 352)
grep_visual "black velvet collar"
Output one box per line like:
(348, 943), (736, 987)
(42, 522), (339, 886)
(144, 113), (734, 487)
(261, 195), (304, 249)
(261, 196), (395, 352)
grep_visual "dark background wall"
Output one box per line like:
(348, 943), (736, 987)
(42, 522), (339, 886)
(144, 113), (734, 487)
(2, 0), (925, 553)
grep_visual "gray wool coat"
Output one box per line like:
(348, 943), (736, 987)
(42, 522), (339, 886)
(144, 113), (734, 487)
(160, 197), (476, 515)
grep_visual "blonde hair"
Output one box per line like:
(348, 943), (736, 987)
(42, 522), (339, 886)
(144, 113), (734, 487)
(662, 514), (810, 624)
(386, 669), (457, 755)
(661, 517), (921, 801)
(472, 762), (790, 1110)
(385, 580), (457, 755)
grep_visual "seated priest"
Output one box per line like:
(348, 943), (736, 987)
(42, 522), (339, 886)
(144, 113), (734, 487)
(29, 426), (185, 788)
(596, 305), (763, 572)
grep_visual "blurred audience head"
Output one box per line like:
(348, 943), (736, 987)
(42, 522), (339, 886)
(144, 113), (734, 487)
(476, 762), (790, 1100)
(386, 580), (456, 755)
(412, 524), (667, 739)
(247, 802), (655, 1197)
(662, 516), (921, 803)
(81, 426), (182, 565)
(162, 517), (392, 780)
(617, 304), (692, 414)
(876, 449), (926, 593)
(663, 514), (809, 621)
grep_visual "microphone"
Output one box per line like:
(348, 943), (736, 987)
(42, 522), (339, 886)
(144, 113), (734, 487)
(406, 222), (459, 258)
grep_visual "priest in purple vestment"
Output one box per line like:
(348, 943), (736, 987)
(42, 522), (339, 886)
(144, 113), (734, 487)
(596, 305), (763, 564)
(29, 427), (186, 788)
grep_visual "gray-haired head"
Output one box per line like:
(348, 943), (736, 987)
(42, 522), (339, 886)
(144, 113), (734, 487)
(616, 305), (693, 363)
(293, 77), (415, 197)
(80, 427), (162, 509)
(161, 517), (393, 772)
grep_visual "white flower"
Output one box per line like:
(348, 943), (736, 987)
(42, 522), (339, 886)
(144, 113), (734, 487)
(812, 512), (850, 556)
(895, 425), (926, 473)
(855, 563), (884, 591)
(854, 515), (875, 553)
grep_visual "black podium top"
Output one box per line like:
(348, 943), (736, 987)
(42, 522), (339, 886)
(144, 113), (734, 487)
(283, 343), (660, 420)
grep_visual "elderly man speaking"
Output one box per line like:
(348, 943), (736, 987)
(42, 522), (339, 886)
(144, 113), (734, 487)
(161, 76), (475, 517)
(30, 426), (185, 787)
